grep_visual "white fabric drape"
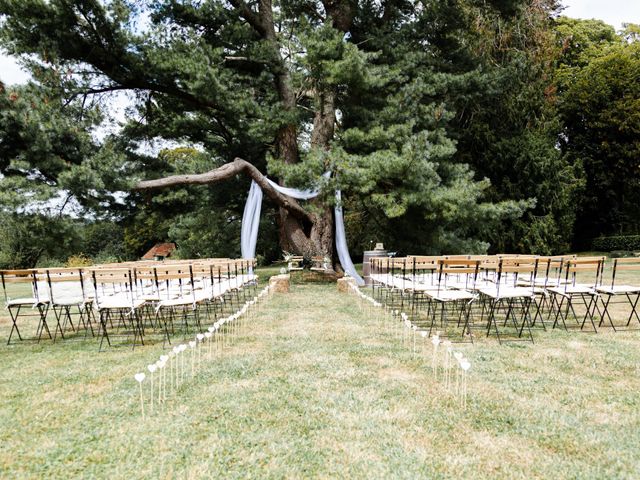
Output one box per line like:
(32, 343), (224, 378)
(240, 180), (263, 259)
(333, 190), (365, 285)
(264, 171), (331, 200)
(240, 175), (364, 286)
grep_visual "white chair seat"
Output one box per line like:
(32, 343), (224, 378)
(96, 297), (145, 310)
(547, 285), (596, 296)
(212, 282), (231, 297)
(427, 289), (475, 302)
(479, 286), (535, 299)
(194, 290), (212, 302)
(158, 297), (195, 308)
(446, 281), (475, 290)
(597, 285), (640, 295)
(406, 282), (440, 292)
(369, 274), (389, 284)
(6, 297), (49, 307)
(140, 294), (160, 302)
(51, 296), (87, 306)
(237, 274), (257, 283)
(472, 280), (499, 290)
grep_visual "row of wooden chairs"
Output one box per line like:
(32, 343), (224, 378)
(1, 258), (258, 350)
(369, 255), (640, 344)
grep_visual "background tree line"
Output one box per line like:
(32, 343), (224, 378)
(0, 0), (638, 268)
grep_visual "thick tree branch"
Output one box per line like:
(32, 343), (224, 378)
(134, 157), (313, 224)
(228, 0), (268, 37)
(321, 0), (354, 32)
(227, 0), (299, 165)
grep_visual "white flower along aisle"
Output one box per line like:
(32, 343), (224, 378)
(345, 281), (473, 408)
(134, 284), (272, 417)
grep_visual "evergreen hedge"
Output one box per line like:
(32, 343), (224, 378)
(592, 235), (640, 252)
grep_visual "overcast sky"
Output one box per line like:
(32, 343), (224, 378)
(1, 0), (639, 86)
(562, 0), (640, 29)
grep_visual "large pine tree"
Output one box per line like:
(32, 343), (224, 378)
(0, 0), (540, 264)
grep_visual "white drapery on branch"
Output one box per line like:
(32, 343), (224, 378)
(240, 175), (365, 286)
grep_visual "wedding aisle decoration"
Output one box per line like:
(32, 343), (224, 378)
(344, 280), (473, 408)
(133, 285), (272, 417)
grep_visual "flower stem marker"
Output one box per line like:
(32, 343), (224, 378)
(197, 333), (205, 367)
(168, 350), (175, 392)
(147, 363), (157, 413)
(420, 331), (428, 359)
(155, 361), (163, 406)
(431, 335), (441, 377)
(453, 352), (464, 394)
(160, 355), (168, 401)
(205, 331), (213, 359)
(412, 325), (418, 356)
(460, 359), (471, 407)
(181, 344), (187, 382)
(173, 346), (180, 388)
(189, 340), (196, 377)
(442, 341), (452, 389)
(134, 373), (146, 418)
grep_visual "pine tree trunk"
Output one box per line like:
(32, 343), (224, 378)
(275, 86), (338, 259)
(278, 206), (334, 259)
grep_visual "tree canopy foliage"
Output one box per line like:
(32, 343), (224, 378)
(0, 1), (637, 267)
(554, 19), (640, 245)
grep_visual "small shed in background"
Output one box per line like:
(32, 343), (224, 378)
(142, 242), (177, 261)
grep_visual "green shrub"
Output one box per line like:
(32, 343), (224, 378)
(592, 235), (640, 252)
(609, 250), (635, 258)
(65, 254), (93, 267)
(34, 257), (65, 268)
(83, 222), (126, 259)
(0, 214), (82, 269)
(91, 253), (122, 265)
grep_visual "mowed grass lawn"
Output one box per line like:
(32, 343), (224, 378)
(1, 266), (640, 478)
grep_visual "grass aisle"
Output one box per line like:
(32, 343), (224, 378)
(1, 284), (640, 478)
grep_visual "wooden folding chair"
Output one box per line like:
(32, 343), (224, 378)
(547, 257), (605, 332)
(234, 259), (252, 304)
(596, 257), (640, 331)
(507, 257), (554, 330)
(42, 267), (94, 341)
(91, 268), (145, 351)
(479, 258), (540, 344)
(224, 259), (249, 311)
(1, 269), (50, 344)
(369, 257), (390, 303)
(154, 263), (202, 343)
(424, 259), (480, 342)
(133, 265), (162, 332)
(191, 261), (228, 323)
(385, 258), (409, 312)
(405, 256), (440, 323)
(287, 256), (304, 271)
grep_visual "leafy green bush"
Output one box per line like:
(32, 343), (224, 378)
(34, 257), (65, 268)
(0, 214), (82, 269)
(91, 253), (122, 265)
(610, 250), (635, 258)
(65, 254), (93, 267)
(83, 222), (126, 259)
(592, 235), (640, 252)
